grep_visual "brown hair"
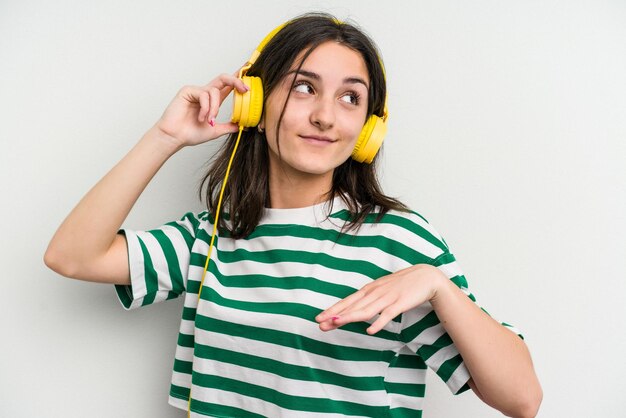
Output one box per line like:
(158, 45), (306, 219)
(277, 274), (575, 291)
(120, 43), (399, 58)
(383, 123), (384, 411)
(200, 12), (408, 238)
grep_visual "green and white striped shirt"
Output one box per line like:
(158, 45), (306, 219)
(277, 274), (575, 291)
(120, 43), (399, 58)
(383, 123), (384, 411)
(115, 198), (516, 417)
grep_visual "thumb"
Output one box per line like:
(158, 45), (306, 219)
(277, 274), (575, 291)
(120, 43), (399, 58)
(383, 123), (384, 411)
(212, 122), (241, 137)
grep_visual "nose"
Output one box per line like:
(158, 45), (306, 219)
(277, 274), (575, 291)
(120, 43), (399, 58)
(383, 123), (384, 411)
(309, 95), (335, 130)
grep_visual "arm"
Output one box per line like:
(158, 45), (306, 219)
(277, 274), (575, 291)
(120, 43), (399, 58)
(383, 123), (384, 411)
(316, 264), (542, 418)
(430, 268), (542, 418)
(44, 75), (248, 284)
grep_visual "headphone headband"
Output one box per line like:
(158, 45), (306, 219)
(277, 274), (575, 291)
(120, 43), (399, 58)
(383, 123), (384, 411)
(247, 22), (287, 67)
(244, 19), (388, 120)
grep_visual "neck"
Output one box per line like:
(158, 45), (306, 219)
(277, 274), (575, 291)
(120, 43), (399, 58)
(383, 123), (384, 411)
(268, 165), (334, 209)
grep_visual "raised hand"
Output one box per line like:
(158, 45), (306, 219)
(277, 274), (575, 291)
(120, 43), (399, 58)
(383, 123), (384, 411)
(155, 73), (250, 148)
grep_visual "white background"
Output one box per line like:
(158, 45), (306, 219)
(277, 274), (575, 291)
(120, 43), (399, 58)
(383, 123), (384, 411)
(1, 1), (625, 417)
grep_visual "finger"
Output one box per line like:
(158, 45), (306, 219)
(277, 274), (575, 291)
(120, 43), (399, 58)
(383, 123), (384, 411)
(225, 76), (249, 96)
(234, 77), (250, 93)
(229, 67), (252, 91)
(318, 319), (334, 332)
(179, 85), (204, 104)
(200, 74), (251, 125)
(330, 281), (393, 320)
(211, 122), (240, 137)
(366, 307), (402, 335)
(207, 87), (221, 125)
(218, 78), (250, 105)
(334, 286), (386, 317)
(316, 280), (389, 323)
(333, 295), (395, 328)
(218, 84), (233, 102)
(207, 74), (249, 97)
(315, 290), (367, 323)
(319, 300), (388, 331)
(197, 90), (211, 123)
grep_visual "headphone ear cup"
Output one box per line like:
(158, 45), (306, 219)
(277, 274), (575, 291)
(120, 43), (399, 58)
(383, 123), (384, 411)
(352, 115), (387, 163)
(231, 76), (264, 127)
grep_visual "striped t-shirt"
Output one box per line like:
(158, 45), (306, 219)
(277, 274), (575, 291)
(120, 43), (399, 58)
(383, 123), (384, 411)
(115, 197), (513, 417)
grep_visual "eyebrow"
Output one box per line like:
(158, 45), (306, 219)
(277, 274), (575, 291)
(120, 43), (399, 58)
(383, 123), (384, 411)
(288, 69), (369, 89)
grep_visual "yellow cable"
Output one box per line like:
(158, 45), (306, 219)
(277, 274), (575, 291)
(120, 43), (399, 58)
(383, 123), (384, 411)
(188, 126), (244, 416)
(198, 125), (244, 301)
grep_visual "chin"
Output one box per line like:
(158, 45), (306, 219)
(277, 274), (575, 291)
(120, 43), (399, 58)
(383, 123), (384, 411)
(290, 156), (348, 176)
(294, 164), (334, 176)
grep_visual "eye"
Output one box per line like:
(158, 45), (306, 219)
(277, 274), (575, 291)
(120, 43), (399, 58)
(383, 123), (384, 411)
(293, 80), (314, 95)
(340, 91), (361, 106)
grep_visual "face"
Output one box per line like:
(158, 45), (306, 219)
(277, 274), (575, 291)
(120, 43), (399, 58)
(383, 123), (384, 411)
(261, 41), (370, 180)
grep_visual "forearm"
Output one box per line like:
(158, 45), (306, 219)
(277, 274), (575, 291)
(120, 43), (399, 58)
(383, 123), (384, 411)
(45, 125), (181, 279)
(316, 261), (543, 416)
(430, 272), (542, 417)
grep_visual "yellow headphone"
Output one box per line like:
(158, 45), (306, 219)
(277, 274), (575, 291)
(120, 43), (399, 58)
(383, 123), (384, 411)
(230, 20), (389, 164)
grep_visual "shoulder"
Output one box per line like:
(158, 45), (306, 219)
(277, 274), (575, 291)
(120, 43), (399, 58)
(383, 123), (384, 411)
(155, 211), (215, 243)
(170, 211), (211, 230)
(329, 204), (451, 261)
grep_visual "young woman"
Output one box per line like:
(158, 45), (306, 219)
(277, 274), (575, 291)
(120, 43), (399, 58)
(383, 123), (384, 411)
(45, 13), (542, 418)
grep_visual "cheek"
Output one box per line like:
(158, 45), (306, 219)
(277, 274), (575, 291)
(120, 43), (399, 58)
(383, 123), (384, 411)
(262, 86), (289, 132)
(269, 105), (302, 147)
(342, 115), (367, 146)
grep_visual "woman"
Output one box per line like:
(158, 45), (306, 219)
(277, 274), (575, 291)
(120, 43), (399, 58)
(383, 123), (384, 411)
(45, 13), (542, 418)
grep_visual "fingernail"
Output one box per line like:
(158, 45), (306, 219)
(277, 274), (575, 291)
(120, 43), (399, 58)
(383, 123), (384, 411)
(209, 118), (215, 127)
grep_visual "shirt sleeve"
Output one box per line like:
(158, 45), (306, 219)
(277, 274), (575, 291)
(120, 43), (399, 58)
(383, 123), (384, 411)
(399, 255), (472, 395)
(435, 251), (524, 338)
(114, 212), (202, 310)
(397, 215), (523, 395)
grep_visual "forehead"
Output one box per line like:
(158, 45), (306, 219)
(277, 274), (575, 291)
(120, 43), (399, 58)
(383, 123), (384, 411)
(292, 41), (370, 84)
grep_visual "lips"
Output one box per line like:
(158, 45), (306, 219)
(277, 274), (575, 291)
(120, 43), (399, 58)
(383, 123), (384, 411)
(299, 135), (336, 144)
